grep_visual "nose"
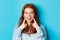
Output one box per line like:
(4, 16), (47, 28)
(28, 13), (31, 17)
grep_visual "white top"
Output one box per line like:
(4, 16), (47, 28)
(12, 25), (47, 40)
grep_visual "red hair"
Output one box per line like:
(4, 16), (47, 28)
(18, 4), (40, 35)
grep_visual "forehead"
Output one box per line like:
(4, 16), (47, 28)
(24, 8), (34, 12)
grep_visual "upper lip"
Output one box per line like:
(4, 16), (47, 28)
(27, 17), (31, 20)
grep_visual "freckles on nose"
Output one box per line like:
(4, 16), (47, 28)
(28, 14), (31, 17)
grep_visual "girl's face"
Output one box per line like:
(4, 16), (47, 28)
(24, 8), (35, 23)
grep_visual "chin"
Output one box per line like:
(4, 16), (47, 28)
(27, 19), (32, 23)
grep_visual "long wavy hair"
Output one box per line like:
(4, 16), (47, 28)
(18, 4), (40, 35)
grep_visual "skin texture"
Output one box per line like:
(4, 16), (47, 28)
(24, 8), (35, 25)
(19, 7), (39, 29)
(18, 4), (40, 35)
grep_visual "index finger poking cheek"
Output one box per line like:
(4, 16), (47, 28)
(23, 18), (25, 23)
(32, 18), (37, 23)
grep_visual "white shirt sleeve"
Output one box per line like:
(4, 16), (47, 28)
(35, 25), (47, 40)
(12, 26), (22, 40)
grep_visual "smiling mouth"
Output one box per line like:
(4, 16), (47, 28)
(27, 17), (32, 20)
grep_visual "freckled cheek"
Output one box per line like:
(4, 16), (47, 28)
(24, 14), (28, 19)
(31, 14), (34, 18)
(24, 14), (28, 17)
(24, 14), (34, 19)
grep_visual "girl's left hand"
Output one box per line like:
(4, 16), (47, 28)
(32, 18), (39, 29)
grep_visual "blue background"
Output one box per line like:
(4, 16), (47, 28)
(0, 0), (60, 40)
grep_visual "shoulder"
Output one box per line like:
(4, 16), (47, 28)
(40, 24), (47, 38)
(40, 25), (45, 30)
(40, 25), (46, 33)
(13, 25), (22, 32)
(13, 25), (18, 30)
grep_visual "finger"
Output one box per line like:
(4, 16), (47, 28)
(25, 24), (27, 27)
(33, 18), (36, 23)
(23, 18), (25, 24)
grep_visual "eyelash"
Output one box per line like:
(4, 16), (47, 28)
(25, 12), (34, 14)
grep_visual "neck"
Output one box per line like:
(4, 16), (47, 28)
(26, 20), (32, 26)
(27, 22), (31, 26)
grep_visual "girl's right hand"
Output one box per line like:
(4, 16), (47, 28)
(19, 19), (27, 29)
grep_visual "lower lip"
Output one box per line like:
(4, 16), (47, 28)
(27, 18), (31, 20)
(28, 19), (31, 20)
